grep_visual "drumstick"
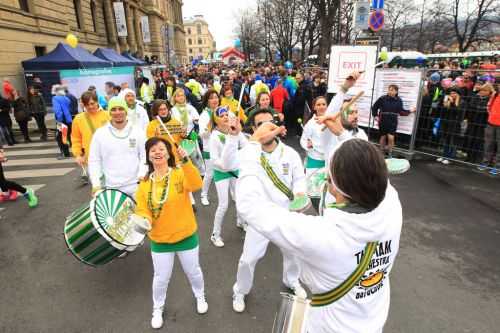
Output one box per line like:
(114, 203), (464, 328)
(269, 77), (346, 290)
(236, 82), (246, 114)
(156, 116), (189, 163)
(321, 90), (364, 131)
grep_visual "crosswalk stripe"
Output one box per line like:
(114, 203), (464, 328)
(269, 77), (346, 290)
(5, 148), (61, 157)
(24, 184), (45, 192)
(3, 142), (58, 149)
(4, 167), (74, 179)
(4, 158), (74, 167)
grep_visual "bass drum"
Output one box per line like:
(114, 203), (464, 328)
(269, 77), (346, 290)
(63, 189), (145, 267)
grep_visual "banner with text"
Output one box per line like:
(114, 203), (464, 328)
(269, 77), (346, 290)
(113, 2), (128, 37)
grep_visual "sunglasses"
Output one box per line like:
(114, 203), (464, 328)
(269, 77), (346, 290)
(215, 107), (229, 117)
(255, 119), (279, 128)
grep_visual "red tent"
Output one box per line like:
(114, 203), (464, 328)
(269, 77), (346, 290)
(222, 47), (245, 64)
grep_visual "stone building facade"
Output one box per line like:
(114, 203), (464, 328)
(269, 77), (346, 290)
(184, 15), (215, 62)
(0, 0), (187, 91)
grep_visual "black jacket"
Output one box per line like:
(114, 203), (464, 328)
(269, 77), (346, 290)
(372, 95), (409, 117)
(0, 97), (11, 126)
(293, 81), (313, 111)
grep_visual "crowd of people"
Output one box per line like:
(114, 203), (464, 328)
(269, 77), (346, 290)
(9, 64), (398, 332)
(417, 60), (499, 174)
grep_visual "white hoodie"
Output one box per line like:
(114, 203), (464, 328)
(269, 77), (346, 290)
(236, 142), (402, 333)
(300, 117), (325, 161)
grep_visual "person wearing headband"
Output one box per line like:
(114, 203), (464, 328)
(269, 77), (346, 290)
(208, 106), (248, 248)
(237, 124), (402, 333)
(88, 97), (147, 197)
(231, 107), (307, 313)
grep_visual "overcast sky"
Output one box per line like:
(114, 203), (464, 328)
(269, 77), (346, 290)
(182, 0), (256, 50)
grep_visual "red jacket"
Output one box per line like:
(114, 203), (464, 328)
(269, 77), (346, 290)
(488, 93), (500, 126)
(270, 85), (289, 114)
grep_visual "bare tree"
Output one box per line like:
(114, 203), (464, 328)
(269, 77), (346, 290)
(234, 8), (262, 61)
(384, 0), (417, 51)
(312, 0), (341, 65)
(339, 0), (355, 44)
(297, 0), (320, 60)
(443, 0), (499, 52)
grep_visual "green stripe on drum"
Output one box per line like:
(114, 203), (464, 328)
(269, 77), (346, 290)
(67, 222), (94, 244)
(70, 235), (110, 262)
(73, 232), (101, 254)
(82, 242), (115, 263)
(65, 211), (91, 234)
(65, 205), (90, 229)
(94, 248), (122, 265)
(112, 194), (128, 217)
(68, 204), (89, 221)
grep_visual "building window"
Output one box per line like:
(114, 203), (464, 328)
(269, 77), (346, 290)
(197, 24), (201, 34)
(73, 0), (83, 30)
(34, 46), (46, 57)
(102, 2), (111, 44)
(199, 48), (202, 53)
(188, 38), (192, 45)
(18, 0), (30, 12)
(90, 1), (98, 32)
(187, 28), (191, 35)
(189, 48), (192, 54)
(198, 38), (202, 45)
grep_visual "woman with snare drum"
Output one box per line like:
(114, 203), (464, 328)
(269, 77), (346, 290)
(134, 137), (207, 330)
(237, 122), (403, 333)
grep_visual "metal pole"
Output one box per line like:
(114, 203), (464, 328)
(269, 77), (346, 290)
(408, 68), (426, 160)
(366, 39), (380, 139)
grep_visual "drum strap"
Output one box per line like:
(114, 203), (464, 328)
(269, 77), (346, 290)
(310, 241), (378, 307)
(84, 112), (97, 134)
(260, 154), (294, 201)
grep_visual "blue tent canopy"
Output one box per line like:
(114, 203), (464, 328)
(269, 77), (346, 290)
(93, 48), (138, 67)
(121, 52), (146, 65)
(22, 43), (112, 70)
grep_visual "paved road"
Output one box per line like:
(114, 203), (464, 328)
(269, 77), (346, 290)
(1, 134), (499, 333)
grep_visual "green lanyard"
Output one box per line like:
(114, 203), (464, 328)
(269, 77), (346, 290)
(260, 147), (293, 201)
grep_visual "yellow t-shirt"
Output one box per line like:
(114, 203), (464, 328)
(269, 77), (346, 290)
(134, 161), (202, 244)
(71, 110), (109, 160)
(220, 97), (248, 123)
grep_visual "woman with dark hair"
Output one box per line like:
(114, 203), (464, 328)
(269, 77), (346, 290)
(134, 137), (207, 329)
(311, 74), (327, 99)
(12, 90), (32, 142)
(371, 84), (416, 158)
(220, 83), (247, 123)
(146, 99), (184, 162)
(198, 89), (220, 206)
(436, 87), (465, 165)
(237, 123), (402, 333)
(27, 86), (47, 140)
(300, 96), (327, 176)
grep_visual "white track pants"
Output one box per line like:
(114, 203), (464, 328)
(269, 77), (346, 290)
(201, 159), (213, 198)
(212, 178), (242, 238)
(233, 226), (300, 295)
(151, 246), (205, 311)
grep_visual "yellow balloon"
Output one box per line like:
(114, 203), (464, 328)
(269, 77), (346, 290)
(66, 33), (78, 48)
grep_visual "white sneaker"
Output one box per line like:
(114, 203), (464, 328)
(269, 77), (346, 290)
(292, 284), (307, 299)
(151, 309), (163, 329)
(442, 159), (450, 165)
(236, 222), (247, 231)
(436, 157), (444, 162)
(196, 295), (208, 314)
(232, 293), (245, 313)
(210, 235), (225, 247)
(201, 196), (210, 206)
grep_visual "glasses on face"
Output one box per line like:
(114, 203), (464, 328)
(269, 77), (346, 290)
(255, 119), (278, 128)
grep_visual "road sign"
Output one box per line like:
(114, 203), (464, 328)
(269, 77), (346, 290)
(371, 0), (384, 9)
(354, 1), (370, 30)
(369, 10), (384, 32)
(355, 36), (381, 49)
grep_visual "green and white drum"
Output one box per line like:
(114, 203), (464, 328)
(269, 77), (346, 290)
(385, 158), (411, 175)
(64, 189), (145, 267)
(306, 168), (328, 199)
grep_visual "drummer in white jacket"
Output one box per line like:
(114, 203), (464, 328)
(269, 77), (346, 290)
(300, 96), (328, 176)
(198, 89), (220, 206)
(119, 88), (150, 134)
(237, 123), (402, 333)
(209, 106), (247, 247)
(232, 108), (307, 313)
(88, 97), (147, 198)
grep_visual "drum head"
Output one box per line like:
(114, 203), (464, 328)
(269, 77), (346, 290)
(306, 168), (327, 199)
(180, 139), (196, 156)
(289, 195), (312, 213)
(91, 189), (143, 247)
(386, 158), (411, 174)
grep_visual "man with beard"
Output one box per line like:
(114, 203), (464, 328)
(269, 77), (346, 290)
(231, 108), (307, 313)
(88, 97), (147, 197)
(119, 88), (150, 133)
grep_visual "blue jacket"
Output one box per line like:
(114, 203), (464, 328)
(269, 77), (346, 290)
(97, 93), (108, 110)
(52, 95), (72, 124)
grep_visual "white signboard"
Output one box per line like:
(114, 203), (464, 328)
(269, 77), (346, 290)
(370, 69), (422, 135)
(140, 16), (151, 43)
(113, 2), (128, 37)
(328, 45), (377, 130)
(354, 1), (370, 31)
